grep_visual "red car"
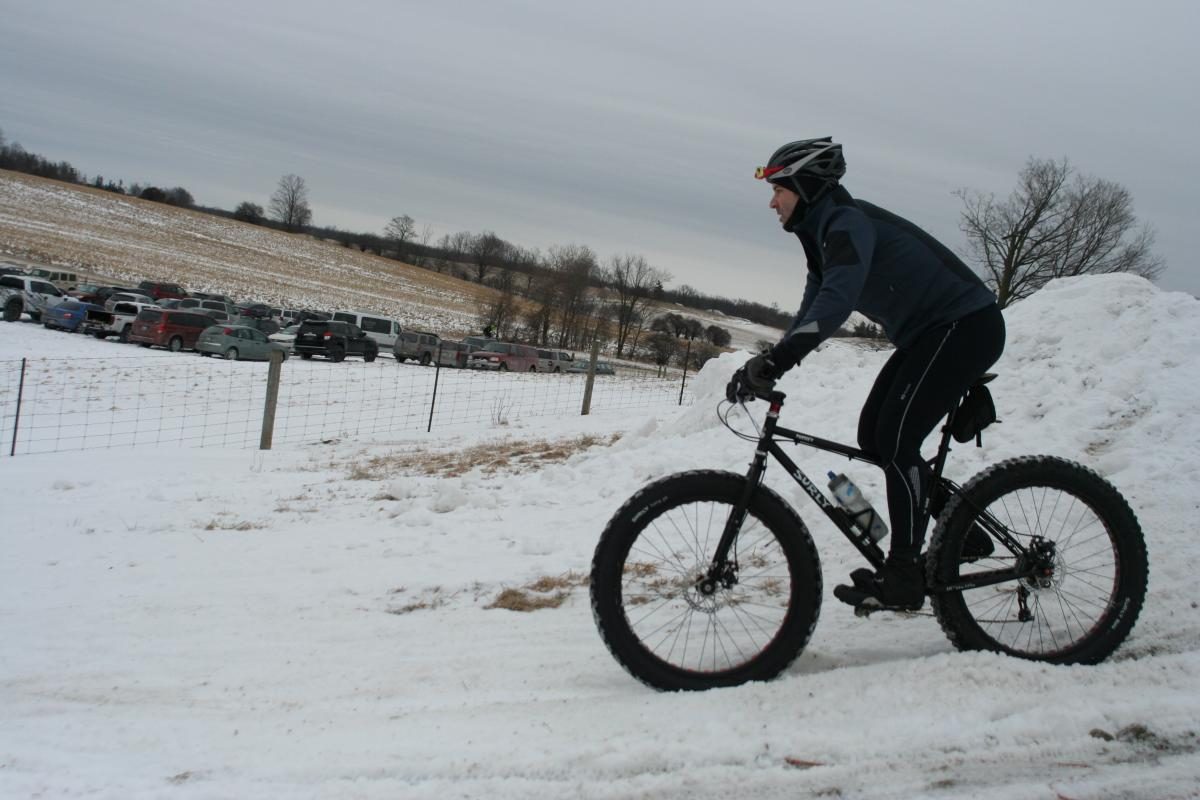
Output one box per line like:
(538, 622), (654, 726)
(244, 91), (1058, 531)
(128, 308), (214, 351)
(137, 281), (188, 300)
(466, 341), (540, 371)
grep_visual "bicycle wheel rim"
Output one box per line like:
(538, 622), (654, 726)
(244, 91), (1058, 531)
(955, 485), (1120, 659)
(619, 499), (795, 676)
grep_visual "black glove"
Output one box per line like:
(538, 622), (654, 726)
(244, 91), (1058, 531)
(726, 354), (780, 402)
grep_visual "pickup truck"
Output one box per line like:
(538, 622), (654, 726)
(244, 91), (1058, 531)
(82, 301), (158, 342)
(0, 274), (68, 322)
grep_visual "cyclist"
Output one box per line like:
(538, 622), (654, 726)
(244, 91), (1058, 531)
(728, 137), (1006, 612)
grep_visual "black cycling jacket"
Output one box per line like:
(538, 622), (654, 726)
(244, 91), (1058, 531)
(769, 186), (996, 371)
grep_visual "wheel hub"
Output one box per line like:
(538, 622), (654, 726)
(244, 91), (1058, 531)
(1022, 537), (1059, 590)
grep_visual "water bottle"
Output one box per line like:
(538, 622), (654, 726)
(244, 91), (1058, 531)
(827, 471), (889, 542)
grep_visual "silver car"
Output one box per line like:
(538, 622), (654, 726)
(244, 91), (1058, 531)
(196, 324), (290, 361)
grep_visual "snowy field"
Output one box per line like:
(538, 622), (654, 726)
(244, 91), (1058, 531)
(2, 274), (1199, 799)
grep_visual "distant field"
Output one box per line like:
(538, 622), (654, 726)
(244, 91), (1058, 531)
(0, 169), (781, 349)
(0, 170), (496, 336)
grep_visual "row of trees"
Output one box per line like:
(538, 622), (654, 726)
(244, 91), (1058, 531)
(0, 128), (196, 209)
(3, 127), (1168, 321)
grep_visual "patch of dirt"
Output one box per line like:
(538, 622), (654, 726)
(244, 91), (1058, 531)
(346, 433), (621, 479)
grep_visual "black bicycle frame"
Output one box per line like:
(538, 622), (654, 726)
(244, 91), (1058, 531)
(711, 390), (1036, 594)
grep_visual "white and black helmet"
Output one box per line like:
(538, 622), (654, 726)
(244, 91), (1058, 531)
(755, 137), (846, 203)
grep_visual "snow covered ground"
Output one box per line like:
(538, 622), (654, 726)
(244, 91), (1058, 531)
(2, 274), (1199, 799)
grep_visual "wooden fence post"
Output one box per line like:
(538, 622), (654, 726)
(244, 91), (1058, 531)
(259, 350), (283, 450)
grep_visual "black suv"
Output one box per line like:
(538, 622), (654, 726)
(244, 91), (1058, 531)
(294, 320), (379, 362)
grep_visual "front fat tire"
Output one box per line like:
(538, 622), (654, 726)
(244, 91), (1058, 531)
(590, 470), (821, 691)
(929, 456), (1147, 665)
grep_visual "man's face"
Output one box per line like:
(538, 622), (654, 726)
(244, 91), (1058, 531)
(769, 183), (799, 226)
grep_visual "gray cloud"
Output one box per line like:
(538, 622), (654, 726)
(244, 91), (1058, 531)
(2, 0), (1197, 305)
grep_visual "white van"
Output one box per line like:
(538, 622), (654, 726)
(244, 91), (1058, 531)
(331, 310), (402, 349)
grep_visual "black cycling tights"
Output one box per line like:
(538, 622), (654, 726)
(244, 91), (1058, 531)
(857, 304), (1006, 557)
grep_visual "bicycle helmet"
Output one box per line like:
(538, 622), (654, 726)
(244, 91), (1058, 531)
(755, 137), (846, 205)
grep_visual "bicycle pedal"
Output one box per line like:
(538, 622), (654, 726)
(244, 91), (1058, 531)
(853, 600), (883, 618)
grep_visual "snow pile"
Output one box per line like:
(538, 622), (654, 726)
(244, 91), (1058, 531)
(2, 274), (1199, 798)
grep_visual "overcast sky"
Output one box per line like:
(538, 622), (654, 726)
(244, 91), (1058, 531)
(2, 0), (1197, 306)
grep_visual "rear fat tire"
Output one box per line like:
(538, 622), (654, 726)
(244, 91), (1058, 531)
(590, 470), (821, 691)
(929, 456), (1147, 665)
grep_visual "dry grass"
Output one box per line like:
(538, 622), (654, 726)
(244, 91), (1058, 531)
(346, 433), (621, 480)
(202, 518), (265, 531)
(486, 571), (589, 612)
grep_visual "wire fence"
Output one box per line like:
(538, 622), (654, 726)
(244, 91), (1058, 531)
(0, 354), (695, 456)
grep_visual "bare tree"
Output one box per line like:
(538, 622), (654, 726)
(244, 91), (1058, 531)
(524, 271), (559, 344)
(606, 253), (670, 357)
(412, 223), (434, 268)
(647, 332), (679, 376)
(705, 324), (732, 347)
(477, 270), (518, 340)
(469, 231), (507, 283)
(270, 174), (312, 232)
(547, 244), (598, 348)
(234, 201), (265, 224)
(957, 157), (1165, 307)
(384, 214), (416, 259)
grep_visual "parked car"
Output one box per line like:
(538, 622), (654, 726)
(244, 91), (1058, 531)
(127, 308), (215, 351)
(332, 310), (402, 349)
(236, 303), (275, 319)
(393, 331), (441, 365)
(67, 283), (104, 303)
(31, 268), (79, 291)
(435, 339), (478, 368)
(236, 316), (280, 335)
(137, 281), (188, 300)
(105, 292), (156, 311)
(196, 324), (290, 361)
(190, 292), (234, 304)
(92, 286), (145, 307)
(268, 323), (301, 353)
(462, 335), (493, 350)
(0, 274), (67, 321)
(293, 319), (379, 362)
(467, 341), (540, 371)
(566, 359), (616, 375)
(42, 299), (102, 332)
(82, 300), (157, 342)
(537, 349), (576, 373)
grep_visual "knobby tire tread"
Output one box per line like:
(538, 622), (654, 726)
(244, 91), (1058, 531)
(928, 455), (1147, 665)
(590, 470), (821, 691)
